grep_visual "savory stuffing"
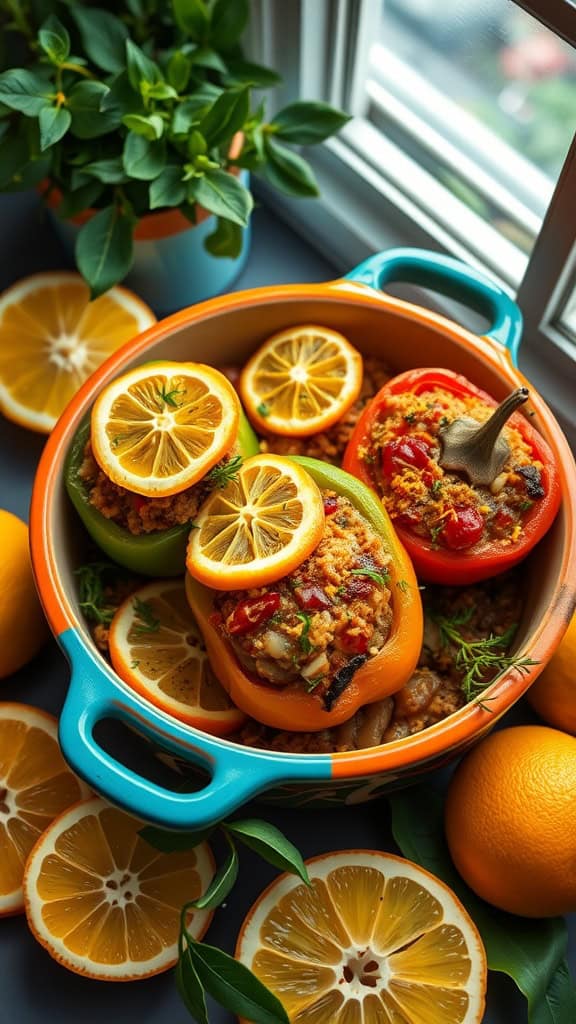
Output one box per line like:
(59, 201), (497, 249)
(260, 356), (392, 463)
(211, 491), (393, 706)
(358, 387), (544, 551)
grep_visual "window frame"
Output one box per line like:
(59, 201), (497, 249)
(248, 0), (576, 443)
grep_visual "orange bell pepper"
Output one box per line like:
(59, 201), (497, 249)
(186, 456), (423, 732)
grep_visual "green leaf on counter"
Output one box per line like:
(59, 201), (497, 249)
(185, 940), (289, 1024)
(123, 133), (166, 180)
(262, 137), (319, 197)
(75, 204), (134, 298)
(39, 105), (71, 150)
(71, 7), (129, 74)
(68, 82), (120, 138)
(204, 217), (243, 258)
(176, 945), (209, 1024)
(187, 169), (252, 226)
(0, 69), (52, 116)
(190, 834), (238, 910)
(224, 819), (310, 885)
(271, 101), (351, 145)
(389, 787), (576, 1024)
(139, 824), (214, 852)
(38, 15), (70, 65)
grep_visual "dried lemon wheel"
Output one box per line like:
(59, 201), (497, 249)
(239, 325), (363, 437)
(186, 454), (325, 589)
(236, 849), (487, 1024)
(109, 579), (245, 734)
(91, 361), (240, 497)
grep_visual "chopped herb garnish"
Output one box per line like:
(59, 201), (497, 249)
(439, 415), (450, 428)
(156, 383), (185, 408)
(133, 597), (160, 635)
(396, 579), (409, 593)
(296, 611), (313, 654)
(430, 479), (443, 496)
(256, 401), (270, 417)
(404, 411), (417, 424)
(362, 451), (376, 464)
(430, 523), (444, 545)
(269, 613), (282, 625)
(74, 561), (118, 625)
(207, 455), (243, 489)
(519, 500), (533, 513)
(131, 660), (140, 669)
(335, 584), (347, 597)
(305, 675), (325, 692)
(350, 567), (391, 587)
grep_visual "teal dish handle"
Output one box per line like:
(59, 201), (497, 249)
(346, 248), (522, 365)
(59, 629), (330, 830)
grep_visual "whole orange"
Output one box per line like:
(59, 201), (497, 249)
(526, 610), (576, 735)
(445, 725), (576, 917)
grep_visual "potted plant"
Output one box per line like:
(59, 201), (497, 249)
(0, 1), (349, 312)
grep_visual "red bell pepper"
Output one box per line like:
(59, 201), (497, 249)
(343, 368), (561, 584)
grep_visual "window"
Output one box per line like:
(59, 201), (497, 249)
(251, 1), (576, 438)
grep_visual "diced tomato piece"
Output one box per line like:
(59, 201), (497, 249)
(381, 436), (432, 478)
(227, 593), (281, 635)
(294, 584), (332, 611)
(322, 495), (338, 516)
(131, 494), (146, 512)
(340, 629), (369, 655)
(494, 507), (515, 529)
(441, 507), (485, 550)
(343, 576), (373, 601)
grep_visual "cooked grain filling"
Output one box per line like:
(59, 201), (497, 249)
(213, 491), (393, 704)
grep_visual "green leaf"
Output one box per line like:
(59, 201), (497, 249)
(204, 217), (243, 258)
(149, 165), (186, 209)
(172, 0), (210, 42)
(142, 81), (179, 101)
(271, 101), (351, 144)
(224, 60), (282, 88)
(188, 47), (227, 74)
(82, 157), (129, 184)
(262, 137), (319, 197)
(209, 0), (249, 51)
(122, 113), (164, 140)
(0, 69), (52, 116)
(188, 169), (252, 226)
(176, 945), (209, 1024)
(139, 824), (214, 852)
(57, 181), (104, 219)
(68, 82), (121, 139)
(224, 819), (310, 884)
(38, 14), (70, 65)
(0, 131), (29, 188)
(191, 836), (238, 911)
(187, 130), (207, 157)
(389, 787), (576, 1024)
(126, 39), (162, 92)
(167, 51), (191, 93)
(199, 87), (249, 149)
(71, 7), (129, 74)
(39, 105), (71, 151)
(100, 72), (143, 117)
(123, 133), (166, 181)
(171, 86), (221, 134)
(75, 204), (134, 299)
(186, 940), (289, 1024)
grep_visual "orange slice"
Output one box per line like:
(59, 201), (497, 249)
(0, 703), (90, 916)
(236, 849), (487, 1024)
(240, 325), (363, 437)
(0, 273), (155, 433)
(91, 361), (240, 497)
(186, 454), (325, 590)
(108, 579), (246, 734)
(24, 796), (214, 980)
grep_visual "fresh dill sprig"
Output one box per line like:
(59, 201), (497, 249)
(74, 562), (118, 625)
(133, 597), (160, 635)
(349, 567), (391, 587)
(156, 383), (185, 408)
(207, 455), (243, 489)
(432, 609), (538, 705)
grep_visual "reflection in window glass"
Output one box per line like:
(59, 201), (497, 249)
(367, 1), (576, 253)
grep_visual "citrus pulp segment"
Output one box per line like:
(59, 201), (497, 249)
(24, 796), (214, 980)
(109, 579), (245, 733)
(90, 361), (240, 496)
(0, 273), (155, 433)
(236, 850), (487, 1024)
(240, 325), (363, 437)
(0, 703), (90, 916)
(186, 454), (325, 589)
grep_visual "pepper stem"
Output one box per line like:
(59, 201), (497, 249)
(438, 387), (530, 486)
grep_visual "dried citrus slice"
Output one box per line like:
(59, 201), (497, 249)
(0, 703), (90, 917)
(236, 849), (487, 1024)
(239, 325), (363, 437)
(186, 454), (325, 590)
(0, 273), (155, 433)
(91, 361), (240, 497)
(108, 579), (246, 734)
(24, 796), (214, 980)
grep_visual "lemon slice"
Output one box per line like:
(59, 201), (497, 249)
(240, 325), (363, 437)
(236, 849), (487, 1024)
(0, 703), (90, 916)
(108, 579), (246, 734)
(24, 796), (214, 980)
(0, 273), (155, 433)
(91, 361), (240, 497)
(186, 454), (325, 590)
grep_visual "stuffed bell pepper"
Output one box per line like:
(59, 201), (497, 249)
(185, 454), (423, 731)
(65, 361), (258, 576)
(343, 367), (561, 584)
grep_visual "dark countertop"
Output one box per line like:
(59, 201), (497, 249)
(0, 192), (574, 1024)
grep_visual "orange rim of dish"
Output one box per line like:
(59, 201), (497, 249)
(30, 278), (576, 780)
